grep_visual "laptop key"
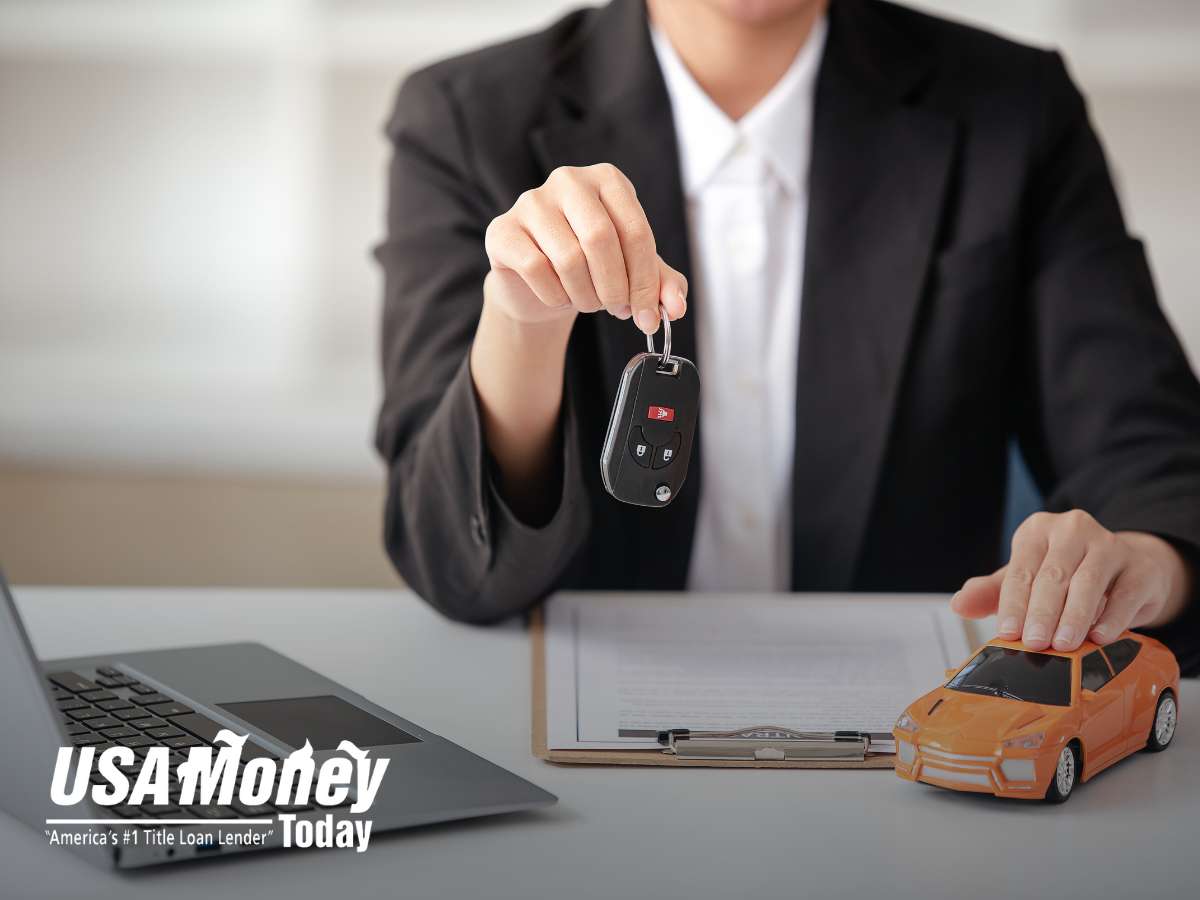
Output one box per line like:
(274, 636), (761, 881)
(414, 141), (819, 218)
(50, 685), (70, 699)
(95, 698), (134, 711)
(117, 735), (155, 749)
(131, 693), (172, 706)
(99, 726), (141, 740)
(113, 708), (153, 722)
(47, 672), (102, 693)
(77, 690), (117, 702)
(128, 683), (158, 695)
(96, 665), (122, 677)
(72, 734), (107, 746)
(85, 716), (122, 730)
(162, 735), (203, 750)
(144, 727), (185, 740)
(66, 707), (106, 721)
(169, 713), (227, 743)
(146, 702), (194, 718)
(132, 717), (169, 730)
(64, 722), (91, 736)
(57, 697), (89, 711)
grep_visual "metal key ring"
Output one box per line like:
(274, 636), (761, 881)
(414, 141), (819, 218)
(644, 304), (672, 364)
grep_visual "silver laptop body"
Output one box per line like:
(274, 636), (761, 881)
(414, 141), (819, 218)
(0, 572), (555, 869)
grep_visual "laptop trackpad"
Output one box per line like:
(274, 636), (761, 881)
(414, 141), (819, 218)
(218, 695), (420, 750)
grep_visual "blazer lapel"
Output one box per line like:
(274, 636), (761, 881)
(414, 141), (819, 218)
(530, 0), (701, 588)
(790, 0), (958, 589)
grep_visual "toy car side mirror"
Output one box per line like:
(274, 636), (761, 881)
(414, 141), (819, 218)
(944, 668), (957, 679)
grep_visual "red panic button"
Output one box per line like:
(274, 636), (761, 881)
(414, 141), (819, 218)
(647, 405), (675, 422)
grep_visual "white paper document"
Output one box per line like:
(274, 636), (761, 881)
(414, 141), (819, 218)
(544, 593), (973, 752)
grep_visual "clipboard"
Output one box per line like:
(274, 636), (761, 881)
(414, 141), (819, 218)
(530, 607), (896, 770)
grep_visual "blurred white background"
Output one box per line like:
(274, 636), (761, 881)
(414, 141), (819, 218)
(1, 0), (1198, 586)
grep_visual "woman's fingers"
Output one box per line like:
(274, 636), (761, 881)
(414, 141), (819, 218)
(486, 164), (687, 332)
(484, 215), (570, 310)
(949, 511), (1187, 653)
(996, 515), (1049, 641)
(1055, 543), (1122, 650)
(556, 168), (629, 315)
(949, 567), (1005, 619)
(1090, 557), (1165, 644)
(516, 190), (602, 313)
(590, 164), (660, 335)
(657, 257), (688, 321)
(1024, 545), (1088, 650)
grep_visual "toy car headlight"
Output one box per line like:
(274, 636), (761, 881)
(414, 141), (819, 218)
(894, 712), (919, 734)
(1001, 731), (1045, 750)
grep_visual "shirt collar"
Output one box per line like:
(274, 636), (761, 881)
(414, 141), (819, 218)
(651, 14), (828, 196)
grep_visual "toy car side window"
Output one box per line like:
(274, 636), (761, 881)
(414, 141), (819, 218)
(1103, 638), (1141, 676)
(1081, 650), (1114, 692)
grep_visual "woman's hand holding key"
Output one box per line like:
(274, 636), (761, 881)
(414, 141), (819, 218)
(482, 163), (688, 334)
(471, 163), (688, 523)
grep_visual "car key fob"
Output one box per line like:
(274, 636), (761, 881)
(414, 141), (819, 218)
(600, 310), (699, 507)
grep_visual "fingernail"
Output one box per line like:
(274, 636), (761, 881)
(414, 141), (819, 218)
(998, 617), (1020, 637)
(1024, 622), (1050, 645)
(615, 304), (632, 320)
(635, 308), (658, 334)
(1090, 625), (1107, 643)
(1052, 624), (1078, 649)
(677, 287), (687, 307)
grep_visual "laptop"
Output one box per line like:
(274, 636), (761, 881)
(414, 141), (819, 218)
(0, 571), (555, 868)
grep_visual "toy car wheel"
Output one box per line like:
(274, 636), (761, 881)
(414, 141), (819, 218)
(1045, 742), (1078, 803)
(1147, 691), (1177, 752)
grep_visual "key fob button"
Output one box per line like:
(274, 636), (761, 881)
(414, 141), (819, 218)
(655, 484), (672, 503)
(628, 427), (652, 468)
(651, 433), (681, 469)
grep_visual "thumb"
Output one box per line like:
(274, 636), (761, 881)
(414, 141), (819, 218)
(950, 566), (1006, 619)
(657, 256), (688, 321)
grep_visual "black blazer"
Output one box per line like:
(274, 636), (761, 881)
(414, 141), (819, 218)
(375, 0), (1200, 671)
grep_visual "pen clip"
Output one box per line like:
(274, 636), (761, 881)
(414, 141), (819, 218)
(656, 726), (870, 761)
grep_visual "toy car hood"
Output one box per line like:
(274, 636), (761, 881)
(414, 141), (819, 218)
(906, 687), (1060, 743)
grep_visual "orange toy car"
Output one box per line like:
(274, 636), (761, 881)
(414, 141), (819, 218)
(893, 631), (1179, 802)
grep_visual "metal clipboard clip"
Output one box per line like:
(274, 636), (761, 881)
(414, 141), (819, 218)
(656, 726), (871, 761)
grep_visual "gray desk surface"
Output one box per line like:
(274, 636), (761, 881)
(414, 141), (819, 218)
(4, 587), (1196, 900)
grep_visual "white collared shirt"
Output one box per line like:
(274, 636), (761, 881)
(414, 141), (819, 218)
(651, 17), (828, 591)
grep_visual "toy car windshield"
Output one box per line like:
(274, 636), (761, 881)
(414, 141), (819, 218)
(946, 646), (1072, 706)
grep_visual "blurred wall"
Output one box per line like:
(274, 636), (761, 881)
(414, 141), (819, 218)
(0, 0), (1197, 587)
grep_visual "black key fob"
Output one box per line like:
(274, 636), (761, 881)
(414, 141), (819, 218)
(600, 312), (699, 507)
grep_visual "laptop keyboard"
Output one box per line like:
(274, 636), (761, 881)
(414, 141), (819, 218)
(46, 665), (351, 823)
